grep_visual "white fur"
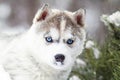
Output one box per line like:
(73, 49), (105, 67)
(60, 17), (66, 33)
(0, 7), (86, 80)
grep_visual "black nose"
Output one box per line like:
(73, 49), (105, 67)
(55, 54), (65, 62)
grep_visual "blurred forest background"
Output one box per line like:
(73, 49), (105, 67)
(0, 0), (120, 44)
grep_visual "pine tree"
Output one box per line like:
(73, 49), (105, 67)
(100, 12), (120, 80)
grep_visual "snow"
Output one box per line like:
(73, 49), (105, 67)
(107, 11), (120, 27)
(85, 40), (94, 49)
(69, 75), (81, 80)
(92, 47), (100, 59)
(85, 40), (100, 59)
(75, 58), (86, 68)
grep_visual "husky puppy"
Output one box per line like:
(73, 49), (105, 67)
(0, 4), (86, 80)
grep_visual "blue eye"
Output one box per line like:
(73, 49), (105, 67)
(66, 39), (74, 45)
(45, 37), (53, 43)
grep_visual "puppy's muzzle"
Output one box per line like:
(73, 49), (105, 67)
(55, 54), (65, 63)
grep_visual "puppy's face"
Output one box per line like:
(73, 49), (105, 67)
(28, 4), (86, 70)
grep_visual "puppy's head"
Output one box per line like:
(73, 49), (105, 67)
(28, 4), (86, 71)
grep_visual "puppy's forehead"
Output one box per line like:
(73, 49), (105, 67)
(46, 13), (77, 32)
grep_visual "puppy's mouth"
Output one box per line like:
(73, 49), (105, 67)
(54, 61), (64, 66)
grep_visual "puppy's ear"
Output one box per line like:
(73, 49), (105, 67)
(33, 4), (51, 23)
(73, 9), (86, 27)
